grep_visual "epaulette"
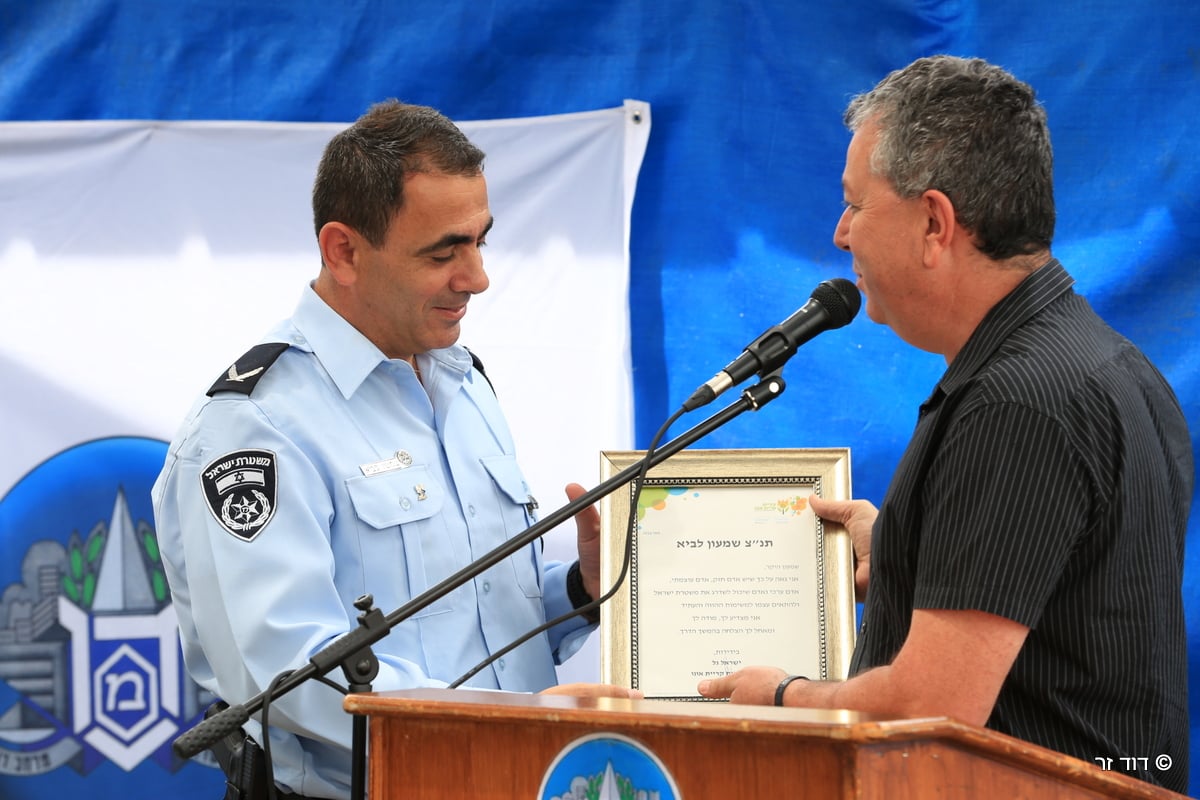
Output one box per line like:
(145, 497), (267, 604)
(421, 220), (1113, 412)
(207, 342), (290, 397)
(465, 346), (496, 395)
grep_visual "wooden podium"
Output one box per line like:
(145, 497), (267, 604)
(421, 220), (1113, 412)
(344, 689), (1186, 799)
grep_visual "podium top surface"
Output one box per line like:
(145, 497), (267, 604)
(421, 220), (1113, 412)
(345, 689), (1188, 800)
(346, 687), (902, 737)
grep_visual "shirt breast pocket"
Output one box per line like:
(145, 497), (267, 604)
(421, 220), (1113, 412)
(480, 454), (544, 600)
(345, 466), (452, 618)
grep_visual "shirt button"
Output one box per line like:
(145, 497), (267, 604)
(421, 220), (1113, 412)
(467, 504), (477, 517)
(482, 580), (491, 593)
(399, 498), (411, 510)
(497, 658), (506, 671)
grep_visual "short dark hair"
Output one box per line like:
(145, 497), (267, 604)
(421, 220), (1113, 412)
(845, 55), (1055, 260)
(312, 99), (486, 247)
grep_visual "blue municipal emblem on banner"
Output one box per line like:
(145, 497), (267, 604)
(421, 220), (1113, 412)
(539, 732), (680, 800)
(0, 437), (218, 798)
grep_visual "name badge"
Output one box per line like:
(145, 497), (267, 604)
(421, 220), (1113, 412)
(360, 450), (414, 476)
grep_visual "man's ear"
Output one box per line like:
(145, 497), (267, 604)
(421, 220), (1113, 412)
(317, 222), (363, 286)
(920, 189), (959, 265)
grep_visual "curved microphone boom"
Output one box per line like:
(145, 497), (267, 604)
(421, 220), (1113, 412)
(682, 277), (861, 411)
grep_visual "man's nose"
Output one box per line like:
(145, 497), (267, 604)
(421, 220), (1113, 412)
(456, 247), (490, 294)
(833, 207), (852, 252)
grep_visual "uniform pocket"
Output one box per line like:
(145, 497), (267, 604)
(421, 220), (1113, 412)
(346, 466), (452, 617)
(480, 454), (544, 599)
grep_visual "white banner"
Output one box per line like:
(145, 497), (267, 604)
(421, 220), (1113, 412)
(0, 103), (648, 504)
(0, 101), (647, 794)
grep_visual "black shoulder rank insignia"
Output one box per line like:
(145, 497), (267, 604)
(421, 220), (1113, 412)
(201, 449), (278, 541)
(464, 346), (496, 395)
(207, 342), (290, 397)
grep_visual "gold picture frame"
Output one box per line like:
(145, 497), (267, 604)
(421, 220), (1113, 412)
(598, 447), (855, 699)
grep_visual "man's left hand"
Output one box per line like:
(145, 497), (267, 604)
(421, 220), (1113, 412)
(541, 682), (643, 699)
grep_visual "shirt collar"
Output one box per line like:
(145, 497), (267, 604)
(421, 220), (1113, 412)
(278, 286), (494, 400)
(287, 284), (386, 398)
(936, 257), (1075, 398)
(287, 284), (475, 399)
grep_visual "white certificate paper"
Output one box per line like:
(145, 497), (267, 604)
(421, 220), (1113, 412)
(630, 483), (825, 697)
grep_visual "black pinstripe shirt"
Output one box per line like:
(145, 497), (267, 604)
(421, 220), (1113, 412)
(849, 260), (1192, 792)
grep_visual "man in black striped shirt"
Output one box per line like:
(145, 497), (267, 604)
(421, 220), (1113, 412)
(698, 55), (1192, 793)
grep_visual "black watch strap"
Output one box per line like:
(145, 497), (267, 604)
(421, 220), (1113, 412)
(566, 561), (601, 624)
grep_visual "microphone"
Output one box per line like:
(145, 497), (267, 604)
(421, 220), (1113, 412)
(682, 277), (861, 411)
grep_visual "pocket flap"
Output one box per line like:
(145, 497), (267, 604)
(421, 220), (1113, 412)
(479, 454), (534, 505)
(346, 465), (444, 528)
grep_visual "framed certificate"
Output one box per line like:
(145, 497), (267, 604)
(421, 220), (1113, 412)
(598, 448), (855, 699)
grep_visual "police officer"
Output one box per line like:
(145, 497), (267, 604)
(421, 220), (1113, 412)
(153, 100), (634, 800)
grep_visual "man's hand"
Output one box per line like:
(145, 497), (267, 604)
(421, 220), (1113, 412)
(541, 682), (643, 699)
(700, 608), (1028, 725)
(567, 482), (602, 599)
(809, 496), (876, 600)
(697, 666), (789, 705)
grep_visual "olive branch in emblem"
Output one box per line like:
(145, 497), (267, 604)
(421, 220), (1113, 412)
(220, 490), (272, 531)
(62, 520), (171, 608)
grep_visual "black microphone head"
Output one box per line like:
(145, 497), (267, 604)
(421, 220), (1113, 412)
(811, 277), (862, 328)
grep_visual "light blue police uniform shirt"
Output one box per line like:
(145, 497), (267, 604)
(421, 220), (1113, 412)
(152, 284), (592, 799)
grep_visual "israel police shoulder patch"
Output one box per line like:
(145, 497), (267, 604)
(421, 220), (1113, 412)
(201, 449), (278, 540)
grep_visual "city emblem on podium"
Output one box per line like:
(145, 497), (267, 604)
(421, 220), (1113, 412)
(539, 732), (680, 800)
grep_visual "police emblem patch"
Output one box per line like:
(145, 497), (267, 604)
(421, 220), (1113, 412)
(201, 449), (278, 540)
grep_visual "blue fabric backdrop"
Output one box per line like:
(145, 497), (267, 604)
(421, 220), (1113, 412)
(2, 0), (1197, 795)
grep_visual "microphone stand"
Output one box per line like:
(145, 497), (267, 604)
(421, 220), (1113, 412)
(172, 375), (787, 800)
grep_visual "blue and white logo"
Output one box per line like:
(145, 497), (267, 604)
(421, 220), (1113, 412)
(0, 437), (218, 798)
(539, 732), (680, 799)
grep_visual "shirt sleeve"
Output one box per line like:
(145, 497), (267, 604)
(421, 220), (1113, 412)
(542, 559), (596, 662)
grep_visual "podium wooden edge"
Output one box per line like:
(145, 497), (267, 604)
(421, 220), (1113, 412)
(344, 689), (1187, 799)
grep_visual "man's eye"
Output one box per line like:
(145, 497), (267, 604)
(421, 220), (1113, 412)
(431, 252), (455, 263)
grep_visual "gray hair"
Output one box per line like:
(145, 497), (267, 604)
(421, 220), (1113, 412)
(844, 55), (1055, 260)
(312, 99), (485, 247)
